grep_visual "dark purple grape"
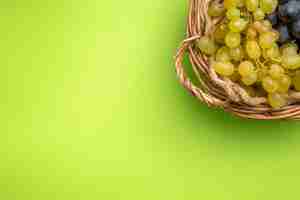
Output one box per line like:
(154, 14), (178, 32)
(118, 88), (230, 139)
(276, 24), (291, 43)
(278, 4), (290, 23)
(267, 12), (279, 25)
(278, 0), (289, 4)
(297, 39), (300, 48)
(292, 20), (300, 39)
(285, 1), (300, 20)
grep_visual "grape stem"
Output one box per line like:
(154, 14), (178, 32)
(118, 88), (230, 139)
(270, 58), (281, 63)
(255, 59), (265, 71)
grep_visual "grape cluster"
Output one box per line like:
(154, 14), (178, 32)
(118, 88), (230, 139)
(269, 0), (300, 44)
(196, 0), (300, 108)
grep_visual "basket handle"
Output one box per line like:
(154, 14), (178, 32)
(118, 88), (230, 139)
(175, 36), (224, 107)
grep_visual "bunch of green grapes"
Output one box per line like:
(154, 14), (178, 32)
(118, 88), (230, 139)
(196, 0), (300, 108)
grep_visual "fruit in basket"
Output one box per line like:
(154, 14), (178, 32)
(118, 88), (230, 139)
(259, 31), (278, 48)
(212, 61), (235, 76)
(262, 76), (279, 93)
(242, 72), (258, 85)
(245, 40), (261, 59)
(281, 54), (300, 69)
(216, 46), (231, 62)
(224, 0), (239, 9)
(291, 20), (300, 39)
(269, 0), (300, 45)
(277, 74), (291, 92)
(245, 0), (259, 11)
(254, 8), (266, 20)
(267, 12), (278, 25)
(268, 92), (287, 108)
(174, 0), (300, 119)
(229, 46), (245, 61)
(225, 32), (241, 48)
(252, 21), (270, 33)
(292, 71), (300, 91)
(196, 0), (300, 108)
(260, 0), (278, 14)
(196, 36), (217, 55)
(263, 43), (281, 60)
(278, 0), (300, 20)
(246, 27), (258, 39)
(226, 7), (241, 20)
(214, 23), (228, 43)
(229, 18), (248, 32)
(208, 1), (226, 17)
(269, 64), (285, 79)
(238, 61), (255, 76)
(276, 24), (290, 43)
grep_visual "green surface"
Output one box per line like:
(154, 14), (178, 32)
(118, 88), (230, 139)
(1, 1), (300, 199)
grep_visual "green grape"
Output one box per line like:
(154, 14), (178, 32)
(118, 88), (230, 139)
(268, 93), (286, 108)
(238, 61), (255, 76)
(225, 32), (241, 48)
(260, 0), (278, 14)
(226, 8), (240, 20)
(245, 0), (258, 12)
(229, 46), (244, 61)
(214, 23), (228, 44)
(262, 76), (279, 93)
(292, 71), (300, 91)
(281, 43), (298, 56)
(245, 40), (261, 59)
(252, 21), (269, 33)
(241, 72), (258, 85)
(197, 36), (217, 55)
(224, 0), (238, 9)
(281, 55), (300, 70)
(277, 74), (291, 93)
(228, 18), (248, 32)
(269, 64), (284, 79)
(259, 31), (277, 49)
(253, 8), (265, 21)
(258, 66), (269, 82)
(216, 46), (231, 62)
(246, 27), (257, 39)
(236, 0), (245, 7)
(212, 61), (235, 76)
(263, 43), (280, 60)
(208, 2), (225, 17)
(269, 29), (280, 41)
(262, 20), (272, 29)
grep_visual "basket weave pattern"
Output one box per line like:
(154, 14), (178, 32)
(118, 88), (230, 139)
(175, 0), (300, 120)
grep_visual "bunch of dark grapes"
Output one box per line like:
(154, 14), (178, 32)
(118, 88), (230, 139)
(268, 0), (300, 45)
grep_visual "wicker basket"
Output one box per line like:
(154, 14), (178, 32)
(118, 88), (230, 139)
(175, 0), (300, 120)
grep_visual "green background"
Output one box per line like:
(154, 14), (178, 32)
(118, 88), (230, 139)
(1, 1), (300, 199)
